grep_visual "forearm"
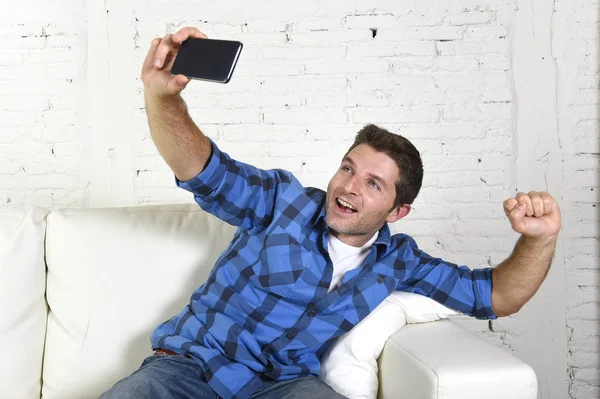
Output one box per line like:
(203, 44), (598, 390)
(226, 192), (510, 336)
(145, 93), (211, 182)
(491, 234), (558, 316)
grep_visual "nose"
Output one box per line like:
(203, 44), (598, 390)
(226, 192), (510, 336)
(343, 174), (360, 196)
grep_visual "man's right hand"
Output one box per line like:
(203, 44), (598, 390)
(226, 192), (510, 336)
(141, 27), (208, 99)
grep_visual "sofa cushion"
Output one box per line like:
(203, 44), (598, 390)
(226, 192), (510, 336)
(42, 204), (237, 398)
(0, 206), (49, 398)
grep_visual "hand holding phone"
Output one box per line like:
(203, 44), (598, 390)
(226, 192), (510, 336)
(141, 27), (208, 98)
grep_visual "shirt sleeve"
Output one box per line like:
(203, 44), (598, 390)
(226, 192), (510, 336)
(395, 238), (497, 320)
(175, 138), (294, 234)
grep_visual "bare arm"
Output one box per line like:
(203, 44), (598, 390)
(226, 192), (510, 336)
(145, 94), (211, 181)
(141, 28), (212, 181)
(492, 234), (557, 316)
(491, 191), (561, 317)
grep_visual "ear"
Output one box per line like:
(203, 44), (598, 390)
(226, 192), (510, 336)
(385, 204), (411, 224)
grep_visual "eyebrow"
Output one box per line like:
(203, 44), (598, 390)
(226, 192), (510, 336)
(343, 156), (388, 190)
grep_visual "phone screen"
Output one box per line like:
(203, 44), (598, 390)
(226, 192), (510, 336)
(171, 38), (243, 84)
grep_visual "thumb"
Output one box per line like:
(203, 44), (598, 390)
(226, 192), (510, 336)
(165, 74), (190, 95)
(508, 201), (527, 233)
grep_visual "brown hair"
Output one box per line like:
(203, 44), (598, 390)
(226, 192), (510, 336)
(343, 124), (423, 207)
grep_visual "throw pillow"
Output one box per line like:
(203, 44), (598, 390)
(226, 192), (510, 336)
(320, 291), (459, 398)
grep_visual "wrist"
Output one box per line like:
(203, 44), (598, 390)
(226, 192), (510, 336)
(144, 91), (187, 114)
(520, 233), (558, 248)
(144, 88), (182, 103)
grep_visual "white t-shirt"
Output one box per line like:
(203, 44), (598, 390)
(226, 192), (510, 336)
(327, 231), (379, 293)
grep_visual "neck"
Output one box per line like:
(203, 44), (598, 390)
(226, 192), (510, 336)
(330, 229), (376, 247)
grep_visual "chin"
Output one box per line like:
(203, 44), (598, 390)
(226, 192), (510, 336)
(325, 216), (354, 236)
(324, 213), (343, 234)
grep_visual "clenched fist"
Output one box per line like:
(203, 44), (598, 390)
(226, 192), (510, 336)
(503, 191), (561, 239)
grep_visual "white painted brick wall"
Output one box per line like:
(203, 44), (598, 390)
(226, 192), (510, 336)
(0, 0), (84, 207)
(552, 0), (600, 396)
(1, 1), (598, 398)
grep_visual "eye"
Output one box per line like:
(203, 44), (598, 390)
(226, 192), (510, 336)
(342, 165), (352, 173)
(368, 180), (380, 190)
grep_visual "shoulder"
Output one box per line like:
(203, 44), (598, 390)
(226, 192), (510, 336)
(386, 232), (429, 266)
(389, 232), (418, 251)
(270, 181), (326, 229)
(305, 186), (326, 203)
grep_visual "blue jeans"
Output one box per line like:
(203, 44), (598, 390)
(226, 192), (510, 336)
(100, 353), (347, 399)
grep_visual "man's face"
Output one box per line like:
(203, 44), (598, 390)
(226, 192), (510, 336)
(325, 144), (411, 247)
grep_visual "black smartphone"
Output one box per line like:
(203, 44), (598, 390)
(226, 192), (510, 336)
(171, 38), (243, 84)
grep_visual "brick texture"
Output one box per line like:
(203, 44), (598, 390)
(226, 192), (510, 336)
(0, 1), (598, 398)
(553, 1), (600, 398)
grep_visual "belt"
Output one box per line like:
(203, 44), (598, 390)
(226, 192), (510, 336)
(155, 348), (180, 356)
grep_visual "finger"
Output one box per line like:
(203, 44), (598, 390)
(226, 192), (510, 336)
(142, 38), (161, 72)
(172, 27), (208, 44)
(515, 192), (533, 216)
(508, 201), (527, 233)
(503, 198), (518, 216)
(164, 74), (190, 95)
(154, 34), (176, 69)
(539, 192), (555, 215)
(528, 191), (544, 217)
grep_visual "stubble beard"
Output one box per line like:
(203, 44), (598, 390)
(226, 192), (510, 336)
(325, 202), (383, 237)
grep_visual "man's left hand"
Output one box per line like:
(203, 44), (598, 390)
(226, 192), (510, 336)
(503, 191), (561, 239)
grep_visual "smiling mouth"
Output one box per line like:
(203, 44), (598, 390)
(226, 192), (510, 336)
(336, 198), (358, 213)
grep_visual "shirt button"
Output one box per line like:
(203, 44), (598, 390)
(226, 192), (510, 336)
(286, 331), (294, 339)
(307, 309), (317, 318)
(377, 276), (384, 283)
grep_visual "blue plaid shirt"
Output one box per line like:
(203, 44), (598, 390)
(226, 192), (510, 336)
(151, 139), (496, 399)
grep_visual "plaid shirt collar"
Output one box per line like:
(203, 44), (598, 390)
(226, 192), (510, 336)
(309, 204), (394, 255)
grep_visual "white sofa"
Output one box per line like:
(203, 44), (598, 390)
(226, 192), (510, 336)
(0, 205), (538, 399)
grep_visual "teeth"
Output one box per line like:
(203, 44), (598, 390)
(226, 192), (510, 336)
(337, 198), (357, 211)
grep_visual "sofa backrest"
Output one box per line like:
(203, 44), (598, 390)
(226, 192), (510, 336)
(0, 207), (49, 398)
(42, 204), (237, 398)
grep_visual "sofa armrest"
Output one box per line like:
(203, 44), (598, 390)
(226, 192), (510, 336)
(377, 319), (537, 399)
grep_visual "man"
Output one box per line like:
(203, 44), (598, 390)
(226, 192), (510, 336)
(101, 27), (561, 399)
